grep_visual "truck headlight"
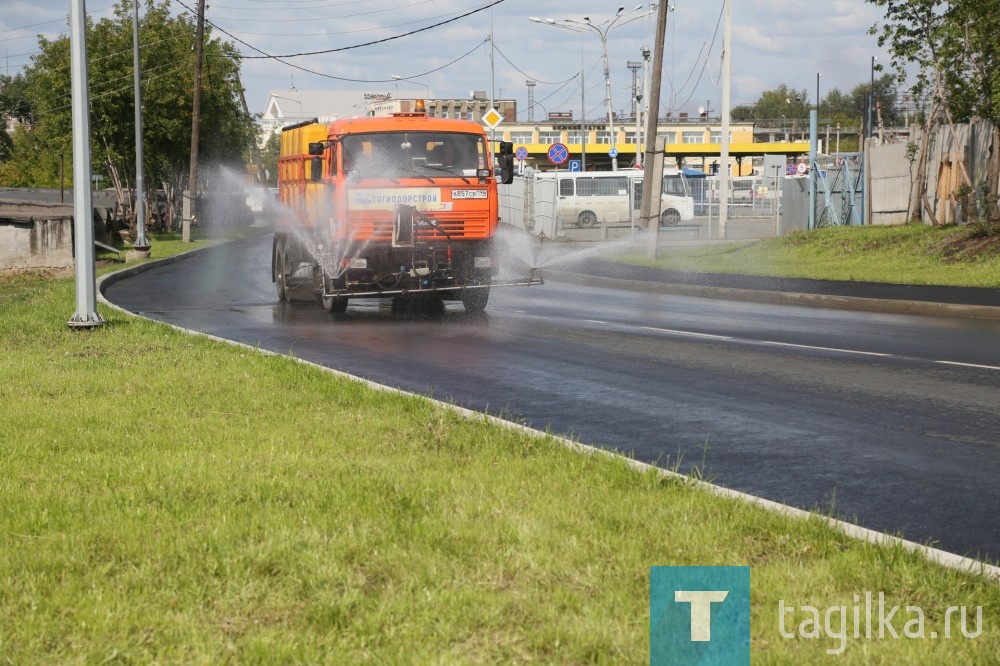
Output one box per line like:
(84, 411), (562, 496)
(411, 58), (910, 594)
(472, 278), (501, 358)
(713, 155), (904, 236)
(349, 258), (367, 269)
(473, 257), (492, 269)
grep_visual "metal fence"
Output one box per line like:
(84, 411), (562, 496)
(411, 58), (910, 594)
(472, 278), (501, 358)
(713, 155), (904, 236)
(813, 153), (864, 227)
(500, 163), (868, 242)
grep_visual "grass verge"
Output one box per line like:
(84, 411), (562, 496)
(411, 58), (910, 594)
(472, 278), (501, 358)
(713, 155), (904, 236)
(618, 223), (1000, 288)
(0, 231), (997, 663)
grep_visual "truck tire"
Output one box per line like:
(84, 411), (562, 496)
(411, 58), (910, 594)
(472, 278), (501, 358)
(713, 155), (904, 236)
(273, 236), (290, 301)
(274, 235), (314, 302)
(462, 287), (489, 313)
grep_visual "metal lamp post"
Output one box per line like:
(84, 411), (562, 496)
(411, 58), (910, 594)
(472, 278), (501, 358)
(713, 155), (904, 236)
(68, 0), (104, 328)
(529, 16), (588, 172)
(131, 0), (149, 253)
(566, 6), (653, 171)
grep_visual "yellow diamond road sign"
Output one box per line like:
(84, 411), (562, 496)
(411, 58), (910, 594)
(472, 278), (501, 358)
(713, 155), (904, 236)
(482, 108), (503, 130)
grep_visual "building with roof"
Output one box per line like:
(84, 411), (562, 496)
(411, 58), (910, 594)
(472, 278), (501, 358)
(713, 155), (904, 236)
(258, 90), (812, 175)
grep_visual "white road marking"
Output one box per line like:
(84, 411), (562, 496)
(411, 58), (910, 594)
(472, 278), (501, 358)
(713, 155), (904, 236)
(640, 325), (1000, 370)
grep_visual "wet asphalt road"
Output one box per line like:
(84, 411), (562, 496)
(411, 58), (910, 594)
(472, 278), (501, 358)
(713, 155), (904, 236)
(101, 231), (1000, 562)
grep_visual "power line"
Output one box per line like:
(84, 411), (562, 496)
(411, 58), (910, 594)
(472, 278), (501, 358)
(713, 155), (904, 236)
(235, 0), (505, 58)
(0, 3), (118, 36)
(207, 6), (466, 39)
(209, 0), (433, 21)
(492, 41), (576, 87)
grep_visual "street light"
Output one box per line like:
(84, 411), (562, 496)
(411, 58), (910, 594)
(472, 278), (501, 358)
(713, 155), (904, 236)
(529, 16), (588, 171)
(565, 5), (653, 171)
(131, 0), (149, 252)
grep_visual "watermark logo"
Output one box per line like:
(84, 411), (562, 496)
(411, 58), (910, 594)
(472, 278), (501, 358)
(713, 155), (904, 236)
(650, 566), (750, 665)
(779, 592), (984, 655)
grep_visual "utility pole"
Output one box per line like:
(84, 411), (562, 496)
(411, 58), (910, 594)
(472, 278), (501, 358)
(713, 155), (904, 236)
(642, 1), (670, 259)
(716, 0), (731, 240)
(184, 0), (206, 243)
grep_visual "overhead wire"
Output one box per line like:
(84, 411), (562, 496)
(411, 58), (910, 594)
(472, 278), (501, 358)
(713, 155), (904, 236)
(516, 75), (579, 122)
(492, 41), (576, 88)
(31, 64), (188, 117)
(170, 0), (503, 86)
(208, 0), (435, 22)
(665, 1), (724, 115)
(233, 0), (505, 58)
(206, 5), (470, 39)
(0, 2), (119, 36)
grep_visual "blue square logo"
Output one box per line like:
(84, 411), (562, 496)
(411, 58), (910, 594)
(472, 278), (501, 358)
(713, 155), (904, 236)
(650, 566), (750, 665)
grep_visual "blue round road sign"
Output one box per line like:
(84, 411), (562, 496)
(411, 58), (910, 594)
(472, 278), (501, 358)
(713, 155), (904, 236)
(608, 148), (619, 158)
(785, 163), (796, 176)
(515, 146), (528, 160)
(547, 142), (569, 165)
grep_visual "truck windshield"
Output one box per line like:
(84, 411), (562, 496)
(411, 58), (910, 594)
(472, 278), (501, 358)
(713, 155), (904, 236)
(342, 132), (485, 177)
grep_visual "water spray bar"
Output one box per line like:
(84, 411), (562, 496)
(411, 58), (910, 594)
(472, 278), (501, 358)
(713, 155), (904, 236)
(318, 273), (544, 300)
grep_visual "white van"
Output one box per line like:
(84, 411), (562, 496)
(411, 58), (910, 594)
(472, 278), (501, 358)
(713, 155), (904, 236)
(542, 170), (695, 229)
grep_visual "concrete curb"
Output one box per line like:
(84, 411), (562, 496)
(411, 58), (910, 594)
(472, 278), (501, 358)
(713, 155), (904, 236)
(96, 242), (1000, 583)
(542, 268), (1000, 320)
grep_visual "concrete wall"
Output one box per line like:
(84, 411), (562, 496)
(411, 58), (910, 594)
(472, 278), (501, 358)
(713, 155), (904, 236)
(0, 215), (74, 270)
(868, 119), (997, 226)
(779, 177), (809, 235)
(867, 140), (911, 226)
(0, 199), (117, 270)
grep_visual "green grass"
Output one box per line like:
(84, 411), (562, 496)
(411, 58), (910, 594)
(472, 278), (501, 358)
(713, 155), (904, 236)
(619, 223), (1000, 288)
(0, 229), (997, 663)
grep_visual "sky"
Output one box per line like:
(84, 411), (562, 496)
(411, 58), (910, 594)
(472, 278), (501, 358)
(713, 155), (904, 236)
(1, 0), (895, 123)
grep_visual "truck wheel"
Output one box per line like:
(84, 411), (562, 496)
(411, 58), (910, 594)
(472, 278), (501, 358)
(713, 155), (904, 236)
(322, 295), (348, 314)
(462, 288), (489, 313)
(660, 209), (681, 227)
(275, 236), (314, 302)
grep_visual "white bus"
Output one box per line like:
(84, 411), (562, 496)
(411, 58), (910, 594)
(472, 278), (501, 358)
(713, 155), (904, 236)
(541, 170), (695, 229)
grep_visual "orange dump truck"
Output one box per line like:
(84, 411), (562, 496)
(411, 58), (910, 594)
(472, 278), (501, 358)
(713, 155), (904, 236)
(272, 103), (542, 313)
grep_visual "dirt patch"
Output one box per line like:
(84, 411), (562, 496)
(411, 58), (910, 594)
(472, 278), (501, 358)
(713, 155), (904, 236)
(935, 227), (1000, 262)
(0, 267), (74, 283)
(0, 260), (121, 283)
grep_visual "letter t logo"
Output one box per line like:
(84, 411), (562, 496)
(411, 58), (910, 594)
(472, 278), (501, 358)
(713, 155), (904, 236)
(674, 590), (729, 641)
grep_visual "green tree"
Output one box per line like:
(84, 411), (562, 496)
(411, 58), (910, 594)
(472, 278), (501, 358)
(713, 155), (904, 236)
(732, 84), (810, 124)
(2, 0), (256, 230)
(0, 73), (33, 127)
(867, 0), (1000, 222)
(0, 73), (34, 168)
